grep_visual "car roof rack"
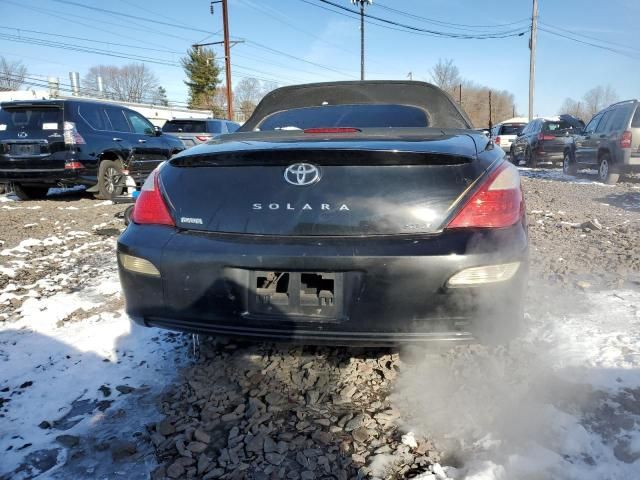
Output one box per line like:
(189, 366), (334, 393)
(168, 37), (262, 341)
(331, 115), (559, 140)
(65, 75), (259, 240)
(606, 99), (639, 108)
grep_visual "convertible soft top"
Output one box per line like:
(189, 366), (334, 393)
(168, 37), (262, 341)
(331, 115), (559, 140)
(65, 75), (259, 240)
(239, 80), (473, 131)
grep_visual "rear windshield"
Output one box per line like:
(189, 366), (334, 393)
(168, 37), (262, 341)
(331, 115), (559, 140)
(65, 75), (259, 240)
(163, 120), (207, 133)
(543, 120), (574, 132)
(257, 104), (429, 131)
(632, 107), (640, 128)
(499, 124), (526, 135)
(0, 107), (63, 133)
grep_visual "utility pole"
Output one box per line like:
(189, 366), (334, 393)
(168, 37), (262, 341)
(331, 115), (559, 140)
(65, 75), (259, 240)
(351, 0), (373, 80)
(221, 0), (233, 120)
(488, 90), (493, 130)
(528, 0), (538, 121)
(407, 72), (413, 80)
(459, 83), (462, 105)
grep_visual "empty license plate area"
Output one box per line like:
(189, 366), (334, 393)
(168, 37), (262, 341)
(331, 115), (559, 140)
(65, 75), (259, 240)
(249, 270), (343, 321)
(10, 144), (38, 156)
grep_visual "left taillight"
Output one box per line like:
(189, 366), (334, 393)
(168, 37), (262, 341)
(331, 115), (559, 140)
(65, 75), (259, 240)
(447, 161), (524, 229)
(63, 121), (86, 145)
(494, 136), (501, 145)
(132, 167), (175, 226)
(620, 131), (632, 149)
(196, 135), (211, 142)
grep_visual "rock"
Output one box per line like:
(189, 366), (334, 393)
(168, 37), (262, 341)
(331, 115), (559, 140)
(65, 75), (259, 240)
(157, 417), (175, 436)
(56, 435), (79, 448)
(580, 219), (602, 231)
(98, 385), (112, 397)
(305, 390), (320, 404)
(245, 434), (264, 454)
(340, 385), (357, 399)
(115, 385), (135, 394)
(187, 441), (208, 453)
(265, 392), (285, 406)
(111, 440), (137, 461)
(167, 460), (185, 478)
(151, 465), (166, 480)
(352, 427), (370, 443)
(38, 421), (51, 429)
(264, 436), (277, 453)
(266, 452), (284, 465)
(300, 472), (315, 480)
(197, 453), (210, 474)
(344, 414), (365, 432)
(194, 429), (211, 444)
(351, 453), (367, 464)
(203, 468), (225, 479)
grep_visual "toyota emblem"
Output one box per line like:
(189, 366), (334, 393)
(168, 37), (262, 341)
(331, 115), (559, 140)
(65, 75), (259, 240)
(284, 163), (320, 186)
(17, 131), (28, 138)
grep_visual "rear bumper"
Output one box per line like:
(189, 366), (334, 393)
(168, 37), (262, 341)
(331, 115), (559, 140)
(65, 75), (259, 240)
(621, 150), (640, 167)
(117, 223), (528, 345)
(0, 167), (82, 185)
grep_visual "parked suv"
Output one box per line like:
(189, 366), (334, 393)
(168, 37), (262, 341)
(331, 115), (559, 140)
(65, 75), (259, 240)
(162, 118), (240, 148)
(0, 99), (185, 200)
(511, 116), (582, 167)
(564, 100), (640, 184)
(490, 119), (527, 156)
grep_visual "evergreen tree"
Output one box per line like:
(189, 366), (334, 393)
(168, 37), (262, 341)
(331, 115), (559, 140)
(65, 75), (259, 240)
(152, 86), (169, 106)
(181, 47), (221, 111)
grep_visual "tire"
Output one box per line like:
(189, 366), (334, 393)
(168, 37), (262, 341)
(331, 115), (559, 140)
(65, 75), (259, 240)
(525, 147), (537, 168)
(598, 154), (619, 185)
(96, 159), (124, 200)
(0, 184), (6, 195)
(510, 146), (519, 165)
(563, 151), (577, 176)
(12, 184), (50, 200)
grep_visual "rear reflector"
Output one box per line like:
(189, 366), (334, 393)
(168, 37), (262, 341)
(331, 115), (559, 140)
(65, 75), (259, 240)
(447, 161), (523, 229)
(64, 161), (84, 170)
(303, 127), (361, 134)
(447, 262), (520, 287)
(119, 253), (160, 277)
(620, 131), (632, 149)
(132, 167), (175, 226)
(196, 135), (211, 141)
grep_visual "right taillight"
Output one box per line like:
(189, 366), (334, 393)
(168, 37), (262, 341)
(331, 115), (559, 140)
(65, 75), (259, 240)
(63, 121), (86, 145)
(620, 131), (632, 149)
(196, 135), (211, 142)
(447, 162), (524, 229)
(132, 167), (175, 226)
(494, 136), (501, 145)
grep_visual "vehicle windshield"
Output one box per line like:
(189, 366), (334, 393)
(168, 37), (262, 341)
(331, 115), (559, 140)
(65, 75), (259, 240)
(0, 107), (63, 133)
(257, 104), (429, 131)
(163, 120), (207, 133)
(500, 124), (526, 135)
(543, 120), (574, 131)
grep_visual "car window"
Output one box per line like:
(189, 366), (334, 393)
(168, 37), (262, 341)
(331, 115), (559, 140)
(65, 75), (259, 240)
(499, 124), (526, 136)
(78, 103), (109, 130)
(227, 122), (240, 133)
(595, 111), (614, 133)
(584, 114), (602, 134)
(0, 106), (63, 133)
(125, 111), (154, 135)
(631, 106), (640, 128)
(207, 121), (223, 134)
(105, 107), (131, 133)
(163, 120), (207, 133)
(257, 104), (429, 130)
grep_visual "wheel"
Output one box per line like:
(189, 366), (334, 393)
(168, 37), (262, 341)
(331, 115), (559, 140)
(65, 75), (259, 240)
(510, 146), (519, 165)
(525, 147), (537, 168)
(563, 151), (577, 176)
(12, 184), (50, 200)
(598, 154), (619, 185)
(96, 159), (124, 200)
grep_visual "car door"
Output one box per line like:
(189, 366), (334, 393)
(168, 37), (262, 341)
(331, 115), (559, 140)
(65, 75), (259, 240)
(513, 122), (530, 157)
(594, 110), (616, 160)
(575, 113), (602, 164)
(526, 120), (540, 152)
(122, 109), (168, 175)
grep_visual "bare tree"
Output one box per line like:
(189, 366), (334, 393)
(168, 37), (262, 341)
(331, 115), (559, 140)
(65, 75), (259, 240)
(234, 78), (263, 118)
(558, 98), (587, 121)
(583, 85), (618, 118)
(83, 63), (159, 103)
(0, 56), (27, 91)
(429, 58), (461, 94)
(261, 81), (279, 97)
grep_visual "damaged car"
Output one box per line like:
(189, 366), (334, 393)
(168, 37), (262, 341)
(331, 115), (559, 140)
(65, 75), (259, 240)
(118, 81), (528, 345)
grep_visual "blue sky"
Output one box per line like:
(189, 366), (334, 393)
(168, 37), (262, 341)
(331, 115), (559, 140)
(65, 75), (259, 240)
(1, 0), (638, 117)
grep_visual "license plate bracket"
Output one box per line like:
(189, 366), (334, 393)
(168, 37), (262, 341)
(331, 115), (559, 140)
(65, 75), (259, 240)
(248, 270), (344, 322)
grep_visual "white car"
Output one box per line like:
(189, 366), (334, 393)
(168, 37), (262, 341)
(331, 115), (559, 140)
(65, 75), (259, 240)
(490, 117), (528, 156)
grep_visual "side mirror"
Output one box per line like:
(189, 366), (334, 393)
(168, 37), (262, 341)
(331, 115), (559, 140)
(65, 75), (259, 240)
(154, 125), (162, 136)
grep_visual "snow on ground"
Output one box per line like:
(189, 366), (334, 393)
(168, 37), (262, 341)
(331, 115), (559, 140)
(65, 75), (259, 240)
(518, 167), (615, 186)
(397, 289), (640, 480)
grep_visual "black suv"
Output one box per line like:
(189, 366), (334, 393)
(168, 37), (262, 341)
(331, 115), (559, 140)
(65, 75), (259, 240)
(565, 100), (640, 184)
(0, 99), (185, 200)
(512, 115), (583, 168)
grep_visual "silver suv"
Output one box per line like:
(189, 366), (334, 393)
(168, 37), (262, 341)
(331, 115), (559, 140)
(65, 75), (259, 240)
(565, 100), (640, 184)
(162, 118), (240, 148)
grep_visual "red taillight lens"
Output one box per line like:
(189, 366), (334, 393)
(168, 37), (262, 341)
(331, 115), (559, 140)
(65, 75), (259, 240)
(196, 135), (211, 142)
(132, 168), (175, 226)
(494, 136), (501, 145)
(537, 132), (554, 141)
(303, 127), (361, 134)
(63, 121), (86, 145)
(447, 162), (524, 229)
(64, 161), (84, 170)
(620, 131), (632, 149)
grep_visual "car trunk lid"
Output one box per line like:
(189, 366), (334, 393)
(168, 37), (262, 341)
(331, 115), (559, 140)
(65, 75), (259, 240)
(161, 130), (488, 236)
(0, 103), (68, 169)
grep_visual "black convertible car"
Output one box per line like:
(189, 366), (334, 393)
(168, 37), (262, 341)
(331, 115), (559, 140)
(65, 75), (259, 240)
(118, 81), (528, 345)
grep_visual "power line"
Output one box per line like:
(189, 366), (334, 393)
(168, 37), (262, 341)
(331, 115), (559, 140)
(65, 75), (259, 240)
(537, 27), (640, 60)
(538, 21), (640, 54)
(309, 0), (529, 39)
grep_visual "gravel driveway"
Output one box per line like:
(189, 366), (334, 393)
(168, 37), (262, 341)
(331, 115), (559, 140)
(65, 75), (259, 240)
(1, 169), (640, 480)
